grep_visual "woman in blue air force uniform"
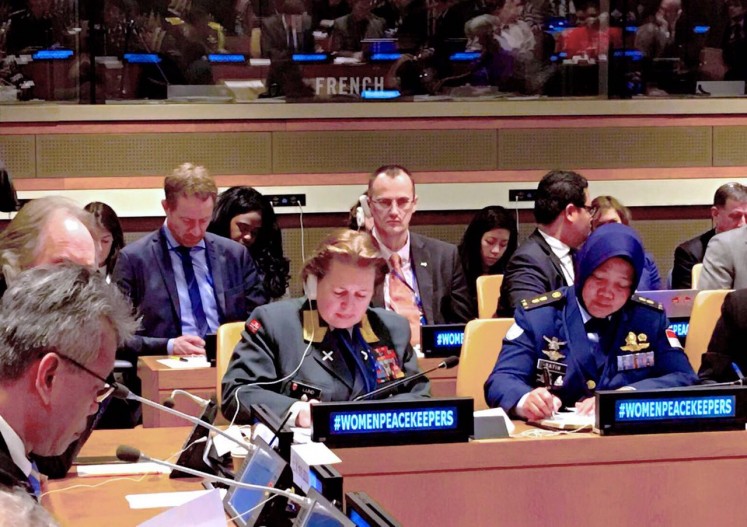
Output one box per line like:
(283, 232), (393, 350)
(484, 223), (697, 421)
(222, 229), (430, 428)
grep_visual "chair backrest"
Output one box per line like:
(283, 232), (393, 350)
(456, 317), (514, 411)
(476, 274), (504, 319)
(683, 289), (731, 371)
(216, 321), (245, 411)
(691, 263), (703, 290)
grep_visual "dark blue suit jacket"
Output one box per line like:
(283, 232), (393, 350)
(498, 229), (567, 316)
(485, 287), (697, 413)
(112, 229), (267, 356)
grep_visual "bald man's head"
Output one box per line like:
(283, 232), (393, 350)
(32, 210), (96, 268)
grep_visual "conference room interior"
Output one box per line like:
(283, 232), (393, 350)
(1, 0), (745, 102)
(6, 1), (747, 526)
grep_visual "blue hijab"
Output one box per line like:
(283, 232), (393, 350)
(574, 223), (646, 301)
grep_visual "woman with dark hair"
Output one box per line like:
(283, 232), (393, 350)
(84, 201), (125, 279)
(207, 186), (290, 300)
(458, 206), (518, 311)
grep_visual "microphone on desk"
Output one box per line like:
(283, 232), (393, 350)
(115, 445), (310, 506)
(164, 390), (213, 409)
(353, 356), (459, 401)
(111, 384), (252, 451)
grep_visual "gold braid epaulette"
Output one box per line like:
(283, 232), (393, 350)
(520, 290), (565, 311)
(630, 294), (664, 311)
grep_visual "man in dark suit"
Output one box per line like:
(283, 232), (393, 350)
(0, 264), (136, 497)
(498, 170), (592, 316)
(698, 288), (747, 383)
(671, 182), (747, 289)
(113, 163), (267, 357)
(363, 165), (473, 347)
(261, 0), (315, 60)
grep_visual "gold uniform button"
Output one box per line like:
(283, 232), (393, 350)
(587, 380), (596, 390)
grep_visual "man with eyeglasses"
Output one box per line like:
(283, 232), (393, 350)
(362, 165), (473, 348)
(0, 264), (136, 498)
(498, 170), (592, 316)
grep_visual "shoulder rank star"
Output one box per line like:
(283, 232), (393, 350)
(620, 332), (650, 352)
(542, 336), (567, 361)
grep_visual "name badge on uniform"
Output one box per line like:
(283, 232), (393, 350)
(372, 345), (405, 384)
(289, 381), (323, 401)
(536, 358), (567, 389)
(617, 351), (655, 371)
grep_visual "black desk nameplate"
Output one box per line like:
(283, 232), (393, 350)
(311, 397), (474, 448)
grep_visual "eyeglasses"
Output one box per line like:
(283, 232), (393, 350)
(579, 205), (598, 217)
(57, 354), (114, 403)
(369, 197), (415, 211)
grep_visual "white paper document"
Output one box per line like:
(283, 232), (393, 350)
(76, 462), (171, 477)
(136, 489), (226, 526)
(156, 357), (210, 369)
(127, 489), (226, 510)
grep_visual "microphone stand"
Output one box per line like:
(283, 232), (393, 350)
(353, 356), (459, 401)
(112, 384), (253, 452)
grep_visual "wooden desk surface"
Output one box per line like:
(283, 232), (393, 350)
(138, 356), (458, 427)
(44, 428), (202, 527)
(47, 424), (747, 526)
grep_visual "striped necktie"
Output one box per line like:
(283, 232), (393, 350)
(28, 460), (42, 500)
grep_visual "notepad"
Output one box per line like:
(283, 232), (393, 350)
(531, 410), (595, 431)
(156, 357), (210, 369)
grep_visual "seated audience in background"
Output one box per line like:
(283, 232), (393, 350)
(363, 165), (473, 347)
(0, 486), (59, 526)
(261, 0), (315, 60)
(556, 0), (622, 59)
(312, 0), (351, 29)
(485, 223), (697, 420)
(84, 202), (126, 280)
(672, 182), (747, 289)
(0, 264), (136, 496)
(0, 196), (96, 293)
(458, 206), (518, 315)
(207, 186), (290, 301)
(373, 0), (429, 53)
(591, 195), (661, 291)
(498, 170), (591, 315)
(330, 0), (386, 54)
(698, 288), (747, 383)
(113, 164), (267, 358)
(722, 0), (747, 81)
(221, 229), (430, 426)
(634, 0), (682, 59)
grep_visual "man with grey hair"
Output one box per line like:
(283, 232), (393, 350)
(0, 487), (58, 526)
(0, 264), (136, 497)
(672, 182), (747, 289)
(0, 196), (97, 291)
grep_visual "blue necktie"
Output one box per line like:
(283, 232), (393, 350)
(176, 246), (208, 337)
(28, 460), (42, 499)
